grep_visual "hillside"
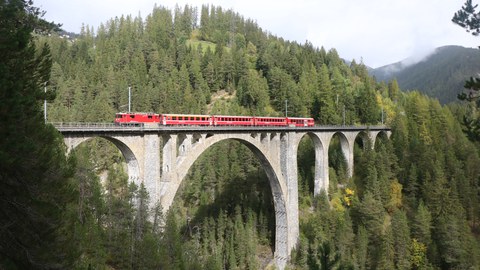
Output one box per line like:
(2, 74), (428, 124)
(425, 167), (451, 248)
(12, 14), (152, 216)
(370, 45), (480, 104)
(10, 2), (479, 269)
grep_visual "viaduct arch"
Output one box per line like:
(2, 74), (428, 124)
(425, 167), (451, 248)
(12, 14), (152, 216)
(59, 125), (390, 269)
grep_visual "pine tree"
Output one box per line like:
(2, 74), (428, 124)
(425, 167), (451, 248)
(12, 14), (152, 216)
(161, 210), (185, 270)
(355, 226), (369, 270)
(0, 1), (77, 268)
(237, 69), (269, 114)
(69, 146), (108, 269)
(412, 201), (432, 248)
(388, 79), (400, 102)
(355, 79), (379, 124)
(314, 64), (337, 124)
(452, 1), (480, 140)
(392, 209), (412, 270)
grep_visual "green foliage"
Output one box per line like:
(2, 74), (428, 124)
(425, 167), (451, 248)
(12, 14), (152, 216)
(452, 2), (480, 141)
(453, 0), (480, 36)
(0, 1), (77, 268)
(24, 2), (480, 269)
(237, 69), (270, 114)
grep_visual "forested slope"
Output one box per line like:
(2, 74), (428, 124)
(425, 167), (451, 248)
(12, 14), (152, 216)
(371, 45), (480, 104)
(20, 3), (480, 269)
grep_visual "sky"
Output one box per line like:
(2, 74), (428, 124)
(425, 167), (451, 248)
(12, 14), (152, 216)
(34, 0), (480, 68)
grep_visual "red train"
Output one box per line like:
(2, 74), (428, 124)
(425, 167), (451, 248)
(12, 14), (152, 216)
(115, 112), (314, 127)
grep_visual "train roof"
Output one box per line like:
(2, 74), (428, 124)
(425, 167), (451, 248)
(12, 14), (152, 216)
(213, 115), (253, 118)
(116, 112), (157, 115)
(161, 113), (211, 117)
(286, 117), (314, 119)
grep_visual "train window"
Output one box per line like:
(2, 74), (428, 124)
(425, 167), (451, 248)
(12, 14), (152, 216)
(130, 115), (134, 118)
(148, 115), (152, 119)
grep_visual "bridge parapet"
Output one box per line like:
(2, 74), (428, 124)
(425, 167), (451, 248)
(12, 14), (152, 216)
(52, 122), (390, 133)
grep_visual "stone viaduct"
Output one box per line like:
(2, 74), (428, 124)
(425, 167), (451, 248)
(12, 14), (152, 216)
(55, 123), (390, 269)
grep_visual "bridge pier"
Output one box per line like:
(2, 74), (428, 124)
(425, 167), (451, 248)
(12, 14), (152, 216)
(341, 132), (359, 178)
(313, 132), (333, 196)
(279, 132), (300, 268)
(143, 134), (161, 205)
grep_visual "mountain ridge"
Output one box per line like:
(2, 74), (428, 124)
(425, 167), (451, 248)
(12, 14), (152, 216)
(369, 45), (480, 104)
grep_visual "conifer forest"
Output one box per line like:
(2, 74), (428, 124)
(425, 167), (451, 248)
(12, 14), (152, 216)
(2, 1), (480, 269)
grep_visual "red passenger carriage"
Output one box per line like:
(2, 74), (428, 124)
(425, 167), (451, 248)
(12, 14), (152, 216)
(114, 113), (314, 127)
(287, 117), (315, 127)
(161, 114), (212, 126)
(254, 116), (287, 126)
(213, 115), (254, 126)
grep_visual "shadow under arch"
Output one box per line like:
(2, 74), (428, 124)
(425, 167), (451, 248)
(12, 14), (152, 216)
(295, 132), (327, 196)
(373, 130), (391, 150)
(331, 131), (351, 177)
(66, 136), (141, 187)
(355, 130), (373, 149)
(167, 134), (289, 263)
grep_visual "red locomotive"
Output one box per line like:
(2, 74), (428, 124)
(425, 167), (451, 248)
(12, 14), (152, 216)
(114, 112), (314, 127)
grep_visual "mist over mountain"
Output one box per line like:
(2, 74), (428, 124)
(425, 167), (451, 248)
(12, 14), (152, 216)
(370, 45), (480, 104)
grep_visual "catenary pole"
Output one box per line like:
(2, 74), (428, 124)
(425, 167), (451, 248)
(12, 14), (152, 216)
(128, 86), (131, 112)
(44, 81), (47, 123)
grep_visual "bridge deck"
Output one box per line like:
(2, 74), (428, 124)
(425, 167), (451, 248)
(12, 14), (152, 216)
(52, 122), (391, 134)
